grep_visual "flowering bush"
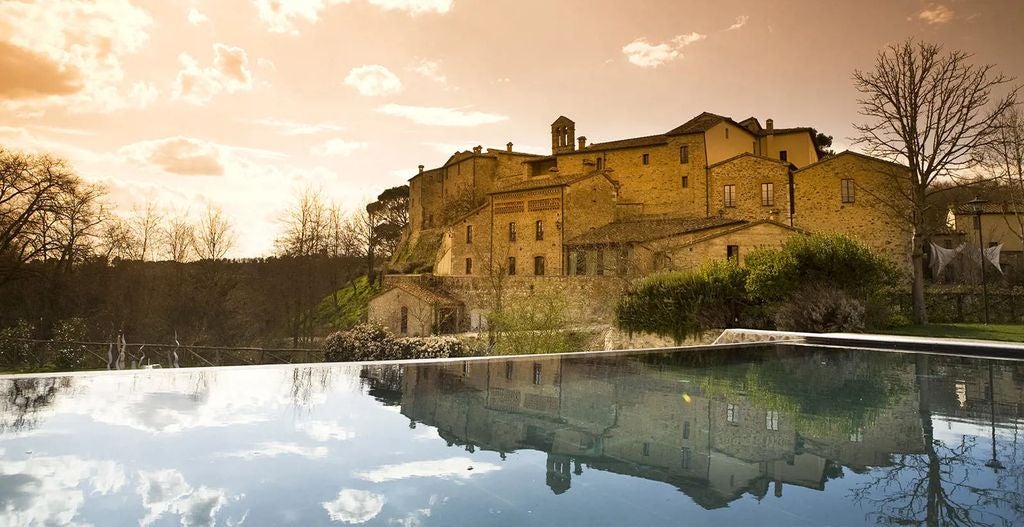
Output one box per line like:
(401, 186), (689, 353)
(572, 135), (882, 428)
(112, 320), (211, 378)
(772, 286), (866, 333)
(324, 323), (466, 362)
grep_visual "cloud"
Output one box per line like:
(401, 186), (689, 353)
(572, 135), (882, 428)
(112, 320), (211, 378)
(344, 65), (403, 96)
(312, 139), (369, 157)
(175, 44), (254, 105)
(622, 32), (706, 68)
(137, 469), (228, 527)
(0, 42), (82, 99)
(367, 0), (453, 15)
(727, 15), (749, 31)
(219, 441), (329, 459)
(409, 59), (447, 85)
(120, 136), (226, 176)
(250, 118), (345, 135)
(354, 457), (501, 483)
(0, 456), (126, 526)
(297, 420), (355, 441)
(252, 0), (351, 35)
(188, 7), (210, 25)
(322, 489), (385, 524)
(376, 104), (508, 127)
(0, 0), (156, 113)
(918, 4), (954, 24)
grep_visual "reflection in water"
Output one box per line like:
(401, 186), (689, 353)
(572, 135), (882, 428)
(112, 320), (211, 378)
(378, 347), (1024, 523)
(0, 345), (1021, 526)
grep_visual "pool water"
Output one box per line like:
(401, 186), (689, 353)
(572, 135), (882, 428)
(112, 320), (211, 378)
(1, 343), (1022, 526)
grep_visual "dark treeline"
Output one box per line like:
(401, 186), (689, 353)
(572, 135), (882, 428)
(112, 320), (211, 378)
(0, 255), (363, 347)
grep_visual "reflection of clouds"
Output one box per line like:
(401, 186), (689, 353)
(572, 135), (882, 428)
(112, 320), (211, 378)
(138, 469), (228, 527)
(219, 441), (328, 460)
(298, 420), (355, 442)
(323, 489), (385, 524)
(355, 457), (500, 483)
(51, 368), (348, 434)
(0, 456), (125, 526)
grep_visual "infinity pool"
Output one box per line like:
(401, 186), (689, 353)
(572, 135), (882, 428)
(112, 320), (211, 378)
(1, 342), (1021, 526)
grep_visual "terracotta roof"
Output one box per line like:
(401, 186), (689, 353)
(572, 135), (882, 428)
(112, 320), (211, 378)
(793, 150), (909, 173)
(383, 281), (460, 306)
(665, 112), (731, 136)
(763, 126), (815, 136)
(676, 220), (805, 248)
(491, 170), (617, 194)
(953, 202), (1018, 215)
(708, 152), (792, 170)
(584, 134), (668, 151)
(566, 216), (743, 245)
(486, 148), (543, 157)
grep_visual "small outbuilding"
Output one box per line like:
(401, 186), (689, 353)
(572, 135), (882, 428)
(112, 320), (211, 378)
(367, 281), (463, 336)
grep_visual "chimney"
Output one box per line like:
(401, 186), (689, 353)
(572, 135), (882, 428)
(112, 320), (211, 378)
(418, 165), (424, 174)
(506, 142), (513, 152)
(578, 136), (587, 150)
(766, 119), (774, 133)
(472, 145), (482, 154)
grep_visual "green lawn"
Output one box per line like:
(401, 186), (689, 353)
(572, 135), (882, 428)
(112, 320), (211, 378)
(883, 323), (1024, 343)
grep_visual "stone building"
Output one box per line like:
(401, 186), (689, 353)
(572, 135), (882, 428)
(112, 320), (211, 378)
(375, 112), (913, 335)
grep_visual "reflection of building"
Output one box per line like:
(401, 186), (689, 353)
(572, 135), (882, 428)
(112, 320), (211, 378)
(385, 348), (963, 507)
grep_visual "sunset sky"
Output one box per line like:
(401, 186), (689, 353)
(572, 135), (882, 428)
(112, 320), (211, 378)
(2, 0), (1022, 256)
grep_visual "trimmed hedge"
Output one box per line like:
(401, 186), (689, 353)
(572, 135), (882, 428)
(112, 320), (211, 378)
(324, 323), (465, 362)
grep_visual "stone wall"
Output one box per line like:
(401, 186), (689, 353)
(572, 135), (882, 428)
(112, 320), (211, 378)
(662, 221), (799, 271)
(709, 154), (791, 223)
(367, 286), (435, 337)
(489, 187), (566, 276)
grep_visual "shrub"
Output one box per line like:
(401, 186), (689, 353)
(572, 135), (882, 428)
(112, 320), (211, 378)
(488, 284), (583, 355)
(52, 318), (88, 370)
(617, 260), (753, 340)
(0, 320), (35, 368)
(324, 323), (466, 362)
(773, 286), (866, 333)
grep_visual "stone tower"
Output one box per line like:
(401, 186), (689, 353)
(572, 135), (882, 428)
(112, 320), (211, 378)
(551, 116), (575, 155)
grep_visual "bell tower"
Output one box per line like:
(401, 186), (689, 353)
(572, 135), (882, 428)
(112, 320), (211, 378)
(551, 116), (575, 155)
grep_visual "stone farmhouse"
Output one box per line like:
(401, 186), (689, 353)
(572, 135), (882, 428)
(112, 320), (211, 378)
(370, 112), (912, 336)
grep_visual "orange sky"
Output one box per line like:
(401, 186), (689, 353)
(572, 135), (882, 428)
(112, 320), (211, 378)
(1, 0), (1022, 256)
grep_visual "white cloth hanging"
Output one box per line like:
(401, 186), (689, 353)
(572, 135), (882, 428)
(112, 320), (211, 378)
(984, 243), (1004, 274)
(930, 242), (965, 277)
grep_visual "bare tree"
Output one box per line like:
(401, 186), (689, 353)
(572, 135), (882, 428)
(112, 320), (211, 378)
(130, 201), (162, 261)
(979, 107), (1024, 247)
(98, 215), (137, 261)
(162, 213), (196, 263)
(325, 206), (369, 258)
(195, 205), (235, 260)
(276, 187), (329, 256)
(853, 39), (1019, 324)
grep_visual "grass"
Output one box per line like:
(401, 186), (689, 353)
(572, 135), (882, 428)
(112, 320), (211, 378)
(315, 275), (380, 332)
(883, 323), (1024, 343)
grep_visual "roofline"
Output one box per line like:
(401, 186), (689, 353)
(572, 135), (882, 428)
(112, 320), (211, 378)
(675, 219), (806, 249)
(489, 169), (617, 195)
(793, 150), (910, 173)
(373, 282), (460, 305)
(583, 134), (669, 153)
(449, 201), (490, 224)
(566, 218), (745, 246)
(708, 152), (793, 170)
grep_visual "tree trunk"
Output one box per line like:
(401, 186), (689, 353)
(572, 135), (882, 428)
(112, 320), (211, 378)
(912, 230), (929, 324)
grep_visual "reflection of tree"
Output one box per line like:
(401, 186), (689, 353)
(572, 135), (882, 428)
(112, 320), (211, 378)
(851, 356), (1024, 527)
(0, 377), (72, 433)
(290, 367), (334, 408)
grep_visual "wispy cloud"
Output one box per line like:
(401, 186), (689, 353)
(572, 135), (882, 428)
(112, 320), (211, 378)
(344, 65), (403, 96)
(727, 15), (749, 31)
(918, 4), (954, 25)
(409, 59), (447, 85)
(298, 420), (355, 441)
(187, 7), (209, 25)
(252, 0), (350, 35)
(249, 118), (345, 135)
(120, 136), (225, 176)
(174, 44), (254, 105)
(377, 104), (507, 127)
(367, 0), (453, 15)
(219, 441), (329, 459)
(311, 138), (368, 156)
(354, 457), (501, 483)
(622, 32), (706, 68)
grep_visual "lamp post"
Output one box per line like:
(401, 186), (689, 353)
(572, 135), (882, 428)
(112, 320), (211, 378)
(966, 196), (990, 324)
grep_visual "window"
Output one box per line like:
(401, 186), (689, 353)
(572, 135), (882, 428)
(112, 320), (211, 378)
(466, 224), (473, 244)
(682, 421), (690, 440)
(532, 363), (542, 385)
(725, 127), (730, 139)
(428, 213), (433, 227)
(596, 157), (604, 170)
(850, 428), (864, 443)
(507, 256), (516, 276)
(642, 153), (650, 165)
(509, 221), (517, 241)
(400, 306), (408, 334)
(680, 447), (692, 469)
(534, 255), (546, 276)
(574, 250), (587, 275)
(642, 442), (651, 456)
(679, 145), (689, 164)
(505, 361), (514, 380)
(726, 403), (738, 423)
(595, 250), (605, 276)
(535, 220), (544, 241)
(761, 183), (774, 207)
(681, 176), (689, 189)
(779, 150), (788, 162)
(766, 410), (780, 431)
(841, 179), (855, 203)
(465, 257), (473, 275)
(727, 245), (739, 261)
(723, 184), (736, 208)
